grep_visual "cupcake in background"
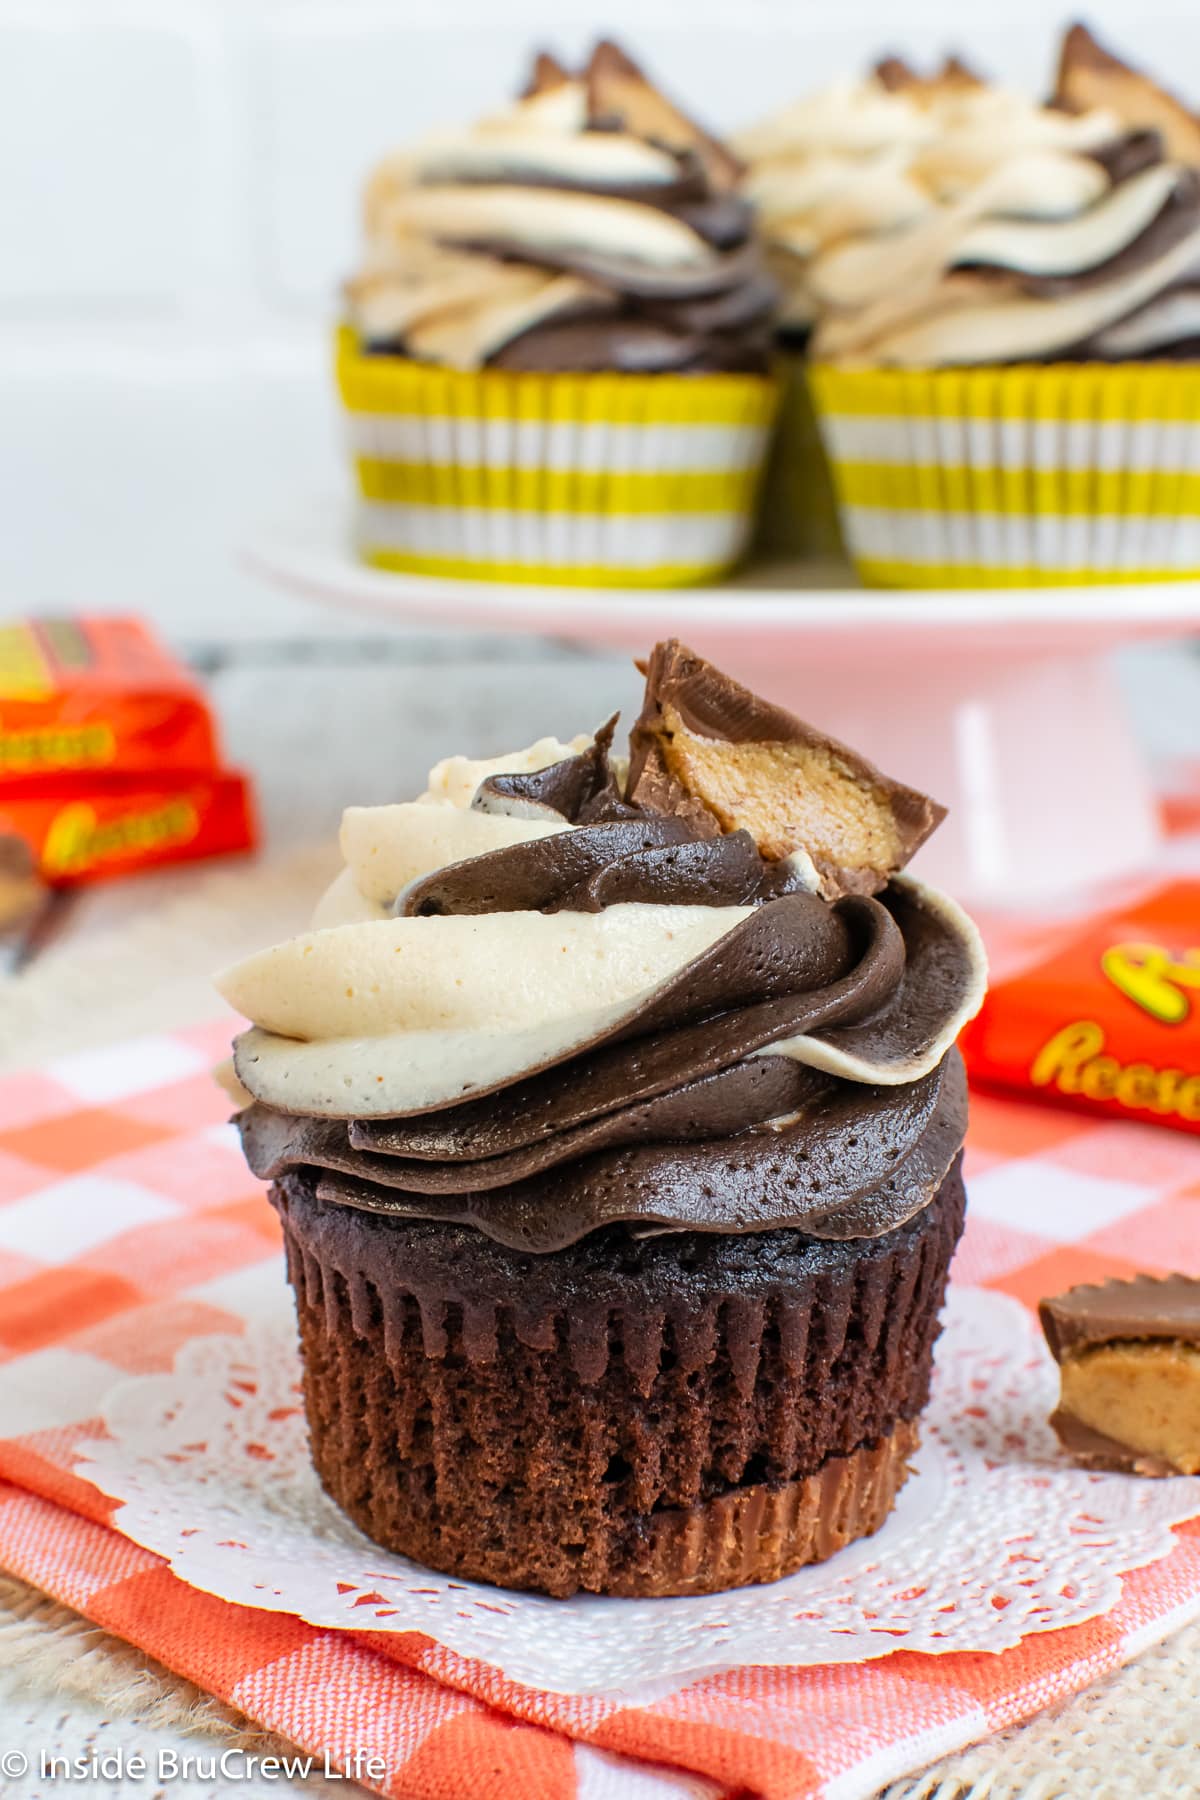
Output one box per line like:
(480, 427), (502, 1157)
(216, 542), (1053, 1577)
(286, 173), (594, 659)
(744, 25), (1200, 588)
(339, 42), (779, 587)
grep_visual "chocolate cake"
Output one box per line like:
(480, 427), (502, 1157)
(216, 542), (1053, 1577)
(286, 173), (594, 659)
(217, 644), (987, 1596)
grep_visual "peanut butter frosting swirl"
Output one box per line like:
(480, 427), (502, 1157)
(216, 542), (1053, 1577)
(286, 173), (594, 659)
(219, 646), (985, 1253)
(347, 41), (774, 373)
(739, 31), (1200, 363)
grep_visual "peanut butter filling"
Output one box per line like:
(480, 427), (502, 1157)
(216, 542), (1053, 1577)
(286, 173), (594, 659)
(1059, 1341), (1200, 1476)
(656, 703), (906, 876)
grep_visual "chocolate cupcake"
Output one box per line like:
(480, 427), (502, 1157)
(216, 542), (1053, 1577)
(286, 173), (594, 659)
(217, 645), (986, 1597)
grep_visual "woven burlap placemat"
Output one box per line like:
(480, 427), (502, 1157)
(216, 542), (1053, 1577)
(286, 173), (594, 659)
(2, 847), (1195, 1796)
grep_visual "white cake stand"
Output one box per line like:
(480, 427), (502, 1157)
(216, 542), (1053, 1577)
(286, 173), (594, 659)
(244, 503), (1200, 903)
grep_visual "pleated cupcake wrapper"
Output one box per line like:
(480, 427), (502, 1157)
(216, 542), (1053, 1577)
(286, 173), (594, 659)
(336, 328), (778, 587)
(809, 362), (1200, 589)
(273, 1164), (963, 1597)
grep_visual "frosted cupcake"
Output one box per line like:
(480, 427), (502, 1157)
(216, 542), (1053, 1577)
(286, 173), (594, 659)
(338, 42), (778, 586)
(746, 27), (1200, 587)
(218, 643), (986, 1598)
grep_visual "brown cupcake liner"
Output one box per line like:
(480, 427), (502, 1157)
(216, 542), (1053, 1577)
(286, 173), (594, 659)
(275, 1157), (964, 1597)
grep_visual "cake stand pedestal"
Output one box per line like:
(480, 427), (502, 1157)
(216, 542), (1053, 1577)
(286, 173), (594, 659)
(244, 504), (1200, 903)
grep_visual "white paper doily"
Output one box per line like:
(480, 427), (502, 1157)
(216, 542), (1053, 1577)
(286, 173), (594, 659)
(77, 1285), (1200, 1697)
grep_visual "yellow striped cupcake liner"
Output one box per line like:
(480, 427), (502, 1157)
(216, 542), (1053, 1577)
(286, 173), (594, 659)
(808, 362), (1200, 589)
(336, 328), (778, 587)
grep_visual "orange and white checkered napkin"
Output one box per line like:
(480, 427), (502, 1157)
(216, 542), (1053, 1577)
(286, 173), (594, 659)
(0, 1009), (1199, 1800)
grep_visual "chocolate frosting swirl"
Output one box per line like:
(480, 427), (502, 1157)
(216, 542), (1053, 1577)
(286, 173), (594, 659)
(242, 1052), (966, 1253)
(402, 713), (822, 915)
(233, 768), (981, 1249)
(401, 823), (813, 915)
(224, 655), (985, 1253)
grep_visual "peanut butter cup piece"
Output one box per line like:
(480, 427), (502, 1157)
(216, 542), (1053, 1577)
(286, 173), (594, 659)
(1040, 1273), (1200, 1477)
(874, 53), (982, 99)
(1053, 22), (1200, 167)
(873, 55), (919, 93)
(626, 640), (946, 899)
(936, 54), (983, 91)
(521, 50), (572, 98)
(585, 39), (743, 192)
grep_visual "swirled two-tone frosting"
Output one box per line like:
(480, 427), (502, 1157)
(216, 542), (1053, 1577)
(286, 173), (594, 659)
(738, 29), (1200, 364)
(347, 40), (775, 373)
(218, 644), (986, 1254)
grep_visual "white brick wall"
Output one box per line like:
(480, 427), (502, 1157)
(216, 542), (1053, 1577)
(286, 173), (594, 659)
(1, 0), (1197, 641)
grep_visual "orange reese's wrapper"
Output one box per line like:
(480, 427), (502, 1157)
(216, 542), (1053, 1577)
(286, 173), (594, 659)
(961, 882), (1200, 1135)
(0, 775), (256, 888)
(0, 616), (217, 785)
(0, 617), (257, 884)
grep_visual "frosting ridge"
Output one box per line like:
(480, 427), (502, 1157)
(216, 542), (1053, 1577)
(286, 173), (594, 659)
(348, 42), (774, 372)
(220, 646), (985, 1251)
(738, 37), (1200, 364)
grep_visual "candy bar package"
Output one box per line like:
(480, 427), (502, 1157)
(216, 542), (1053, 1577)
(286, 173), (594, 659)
(0, 616), (257, 885)
(0, 617), (218, 786)
(961, 882), (1200, 1134)
(0, 774), (256, 888)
